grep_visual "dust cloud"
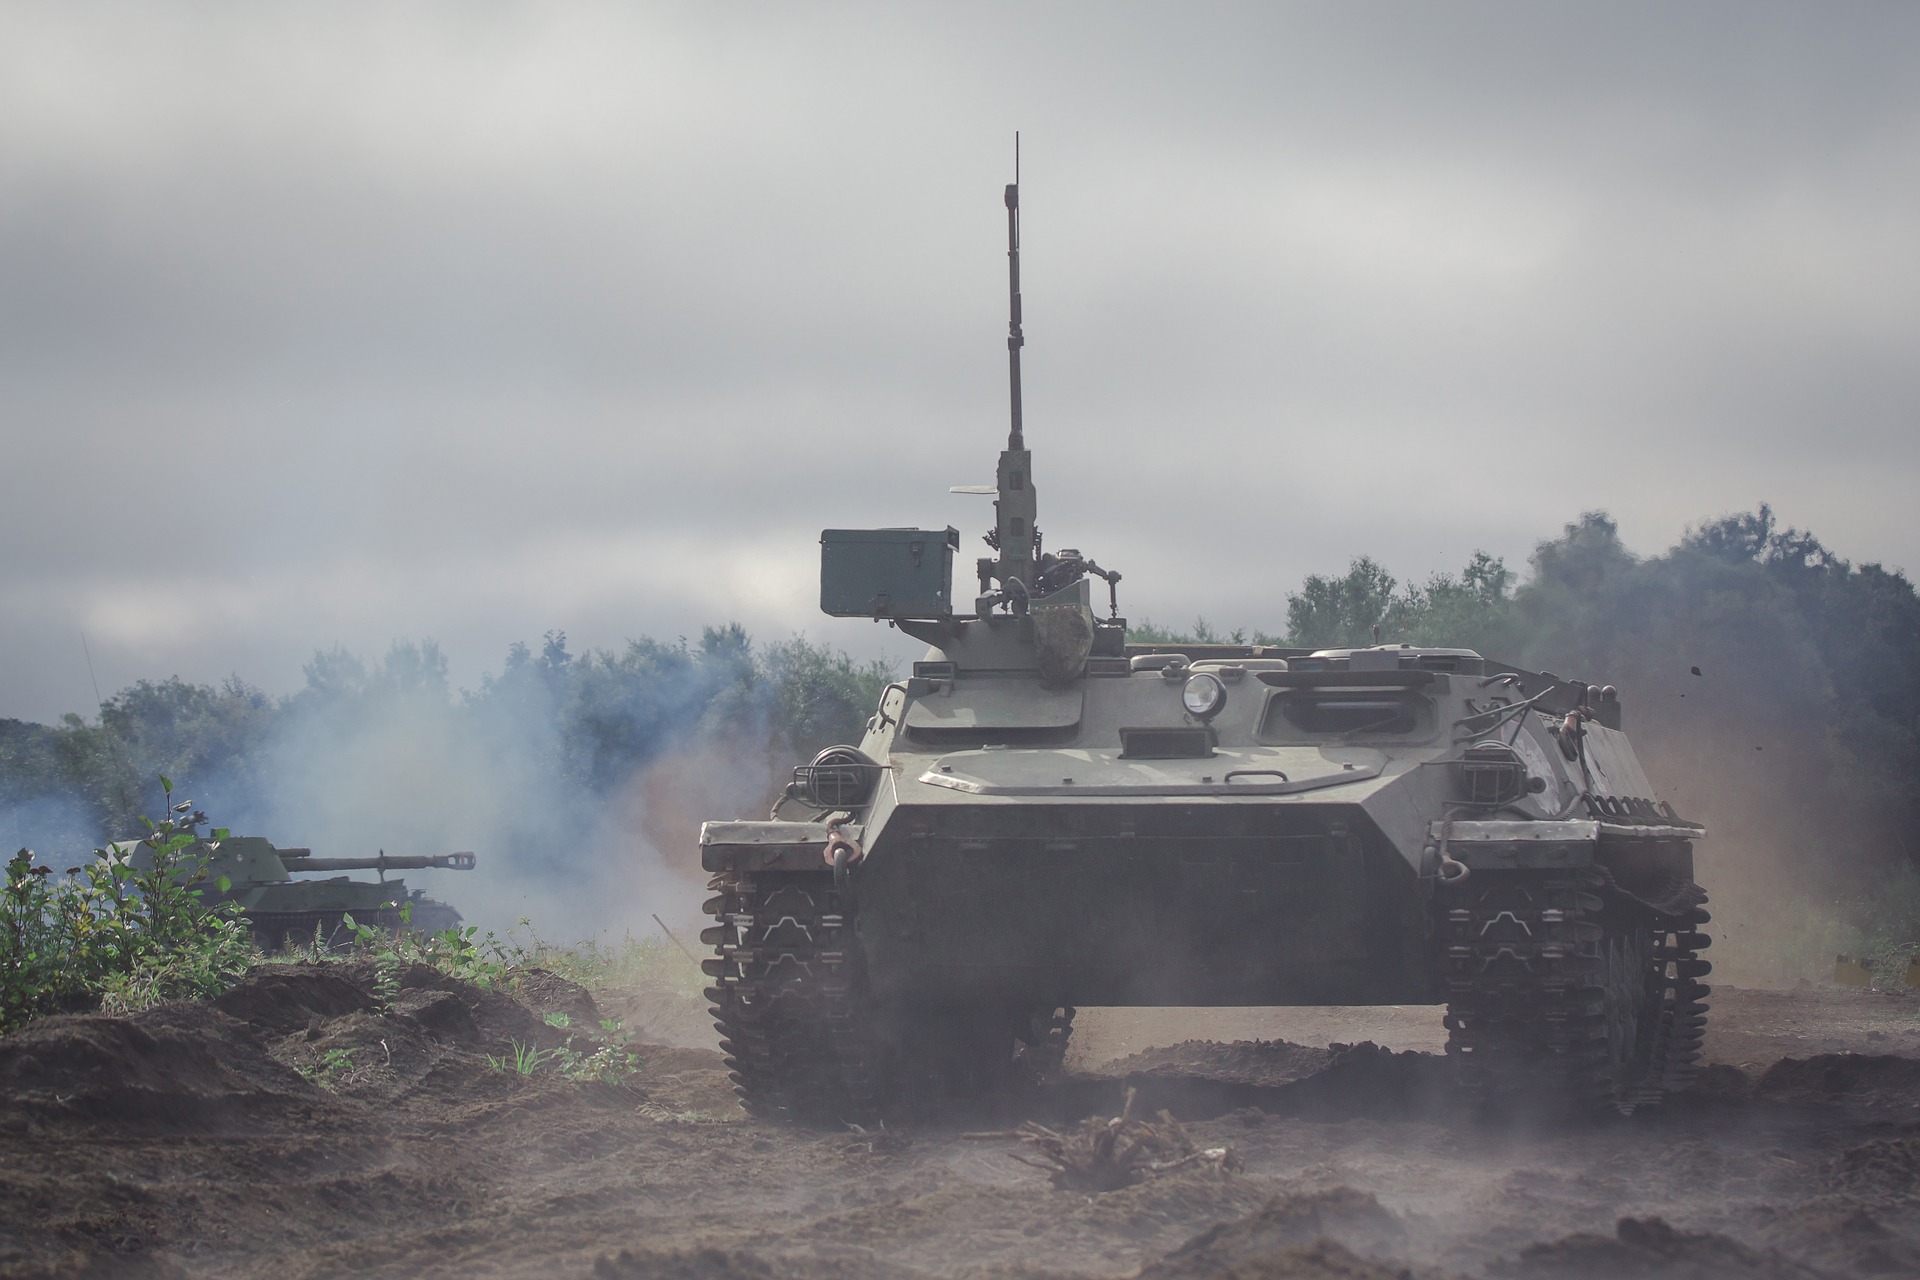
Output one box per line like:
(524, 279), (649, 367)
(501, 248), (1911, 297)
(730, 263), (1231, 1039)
(1634, 686), (1897, 988)
(214, 708), (784, 943)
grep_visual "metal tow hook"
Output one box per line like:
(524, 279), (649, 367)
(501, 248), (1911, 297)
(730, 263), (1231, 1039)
(1434, 817), (1471, 885)
(824, 818), (865, 896)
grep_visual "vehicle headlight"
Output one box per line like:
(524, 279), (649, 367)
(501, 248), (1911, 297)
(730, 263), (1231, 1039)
(1181, 672), (1226, 719)
(796, 745), (879, 808)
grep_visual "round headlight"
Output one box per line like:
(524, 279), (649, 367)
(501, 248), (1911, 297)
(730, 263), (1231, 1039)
(800, 745), (878, 808)
(1181, 672), (1226, 719)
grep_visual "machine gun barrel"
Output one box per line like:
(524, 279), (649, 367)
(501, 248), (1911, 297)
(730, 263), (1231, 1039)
(279, 851), (477, 873)
(1005, 161), (1024, 451)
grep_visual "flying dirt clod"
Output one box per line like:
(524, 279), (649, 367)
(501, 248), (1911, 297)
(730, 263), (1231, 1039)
(697, 165), (1710, 1122)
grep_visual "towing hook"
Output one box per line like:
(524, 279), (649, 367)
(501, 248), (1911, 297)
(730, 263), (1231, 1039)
(831, 844), (853, 895)
(1429, 837), (1470, 884)
(824, 818), (865, 895)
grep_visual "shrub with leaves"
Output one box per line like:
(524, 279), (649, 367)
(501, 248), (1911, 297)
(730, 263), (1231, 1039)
(1, 777), (253, 1031)
(330, 905), (524, 993)
(487, 1030), (641, 1085)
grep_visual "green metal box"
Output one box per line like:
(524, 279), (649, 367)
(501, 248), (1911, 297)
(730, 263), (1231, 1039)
(820, 527), (958, 619)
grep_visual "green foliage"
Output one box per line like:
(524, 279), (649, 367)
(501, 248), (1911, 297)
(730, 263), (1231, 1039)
(1127, 618), (1251, 646)
(412, 924), (522, 989)
(1284, 551), (1517, 651)
(1131, 551), (1517, 654)
(1, 780), (253, 1031)
(489, 1037), (556, 1076)
(308, 911), (525, 994)
(556, 1036), (642, 1084)
(487, 1028), (640, 1084)
(299, 1046), (359, 1091)
(753, 637), (896, 760)
(1287, 555), (1403, 649)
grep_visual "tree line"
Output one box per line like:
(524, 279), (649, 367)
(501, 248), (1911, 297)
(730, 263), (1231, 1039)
(0, 627), (893, 866)
(4, 504), (1917, 912)
(1137, 505), (1920, 904)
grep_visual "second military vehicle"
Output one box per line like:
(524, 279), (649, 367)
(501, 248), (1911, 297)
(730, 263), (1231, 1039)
(699, 168), (1709, 1121)
(125, 835), (474, 950)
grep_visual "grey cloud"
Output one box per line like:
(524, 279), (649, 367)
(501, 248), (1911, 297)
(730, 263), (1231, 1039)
(4, 1), (1919, 722)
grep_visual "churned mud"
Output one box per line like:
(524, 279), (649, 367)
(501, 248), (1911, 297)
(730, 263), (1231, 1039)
(4, 971), (1920, 1279)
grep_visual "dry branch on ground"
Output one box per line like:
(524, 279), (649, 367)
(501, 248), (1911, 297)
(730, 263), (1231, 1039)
(994, 1086), (1241, 1191)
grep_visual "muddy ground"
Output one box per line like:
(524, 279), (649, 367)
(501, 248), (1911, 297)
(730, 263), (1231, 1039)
(5, 970), (1920, 1280)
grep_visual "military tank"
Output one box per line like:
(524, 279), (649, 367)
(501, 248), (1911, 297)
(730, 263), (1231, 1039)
(123, 835), (475, 950)
(699, 168), (1709, 1121)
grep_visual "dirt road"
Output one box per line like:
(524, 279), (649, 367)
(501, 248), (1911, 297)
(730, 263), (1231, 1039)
(4, 966), (1919, 1279)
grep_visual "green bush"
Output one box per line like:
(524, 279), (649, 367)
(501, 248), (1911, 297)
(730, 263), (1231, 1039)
(0, 778), (253, 1031)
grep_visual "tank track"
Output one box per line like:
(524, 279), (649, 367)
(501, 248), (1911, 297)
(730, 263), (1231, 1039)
(1438, 867), (1710, 1113)
(701, 869), (1074, 1123)
(700, 869), (880, 1123)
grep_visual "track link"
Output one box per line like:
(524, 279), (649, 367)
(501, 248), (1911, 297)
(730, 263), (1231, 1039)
(1438, 867), (1710, 1113)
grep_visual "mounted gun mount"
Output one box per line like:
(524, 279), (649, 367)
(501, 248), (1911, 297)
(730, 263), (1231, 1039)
(119, 834), (475, 951)
(701, 160), (1709, 1123)
(817, 138), (1122, 645)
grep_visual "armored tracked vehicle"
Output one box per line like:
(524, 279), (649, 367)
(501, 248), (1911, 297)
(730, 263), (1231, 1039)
(124, 835), (474, 950)
(700, 169), (1709, 1121)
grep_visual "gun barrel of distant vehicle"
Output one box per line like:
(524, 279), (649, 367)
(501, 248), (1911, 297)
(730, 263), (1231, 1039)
(280, 851), (477, 873)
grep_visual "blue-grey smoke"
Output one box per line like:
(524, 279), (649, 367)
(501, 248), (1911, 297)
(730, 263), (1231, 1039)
(0, 627), (891, 940)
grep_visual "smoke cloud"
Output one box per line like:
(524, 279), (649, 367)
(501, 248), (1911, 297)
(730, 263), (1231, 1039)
(0, 629), (889, 940)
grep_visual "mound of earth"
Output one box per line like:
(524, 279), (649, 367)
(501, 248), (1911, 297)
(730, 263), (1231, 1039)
(1258, 1042), (1456, 1121)
(0, 959), (732, 1279)
(1756, 1198), (1920, 1279)
(0, 1001), (329, 1135)
(210, 965), (374, 1032)
(1140, 1188), (1410, 1278)
(1144, 1237), (1407, 1280)
(1079, 1040), (1453, 1124)
(591, 1246), (898, 1279)
(1676, 1062), (1754, 1105)
(1826, 1136), (1920, 1201)
(1498, 1216), (1827, 1279)
(1757, 1055), (1920, 1109)
(1095, 1039), (1334, 1088)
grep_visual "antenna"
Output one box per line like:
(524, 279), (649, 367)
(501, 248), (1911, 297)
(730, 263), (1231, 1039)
(80, 629), (103, 709)
(1005, 131), (1023, 450)
(980, 135), (1039, 611)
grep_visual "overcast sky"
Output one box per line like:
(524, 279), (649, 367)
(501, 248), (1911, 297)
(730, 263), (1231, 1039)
(3, 2), (1917, 723)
